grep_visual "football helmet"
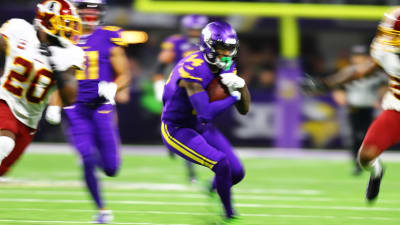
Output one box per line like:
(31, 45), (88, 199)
(200, 21), (239, 70)
(35, 0), (82, 45)
(74, 0), (106, 27)
(181, 15), (208, 45)
(377, 7), (400, 46)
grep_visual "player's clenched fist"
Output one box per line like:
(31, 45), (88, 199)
(220, 73), (244, 101)
(220, 73), (245, 89)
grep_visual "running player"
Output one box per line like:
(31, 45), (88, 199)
(45, 0), (131, 223)
(161, 21), (250, 224)
(302, 7), (400, 203)
(0, 0), (83, 176)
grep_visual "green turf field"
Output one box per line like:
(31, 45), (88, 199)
(0, 151), (399, 225)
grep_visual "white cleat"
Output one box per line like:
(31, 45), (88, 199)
(92, 210), (114, 224)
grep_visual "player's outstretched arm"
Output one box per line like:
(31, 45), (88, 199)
(110, 46), (131, 92)
(323, 57), (379, 88)
(235, 84), (250, 115)
(180, 80), (237, 122)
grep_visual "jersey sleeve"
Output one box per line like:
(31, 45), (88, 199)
(178, 62), (203, 85)
(0, 19), (32, 55)
(102, 26), (127, 47)
(0, 19), (28, 40)
(161, 35), (183, 52)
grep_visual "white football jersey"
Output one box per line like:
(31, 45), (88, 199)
(370, 38), (400, 112)
(0, 19), (84, 129)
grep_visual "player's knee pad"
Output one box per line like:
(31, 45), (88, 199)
(0, 136), (15, 162)
(212, 157), (230, 175)
(232, 167), (245, 185)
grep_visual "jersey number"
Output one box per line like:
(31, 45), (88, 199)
(3, 56), (53, 104)
(75, 51), (99, 80)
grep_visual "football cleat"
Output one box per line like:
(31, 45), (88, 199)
(366, 167), (384, 202)
(92, 210), (113, 224)
(217, 216), (243, 225)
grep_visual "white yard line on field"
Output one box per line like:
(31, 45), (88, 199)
(25, 143), (400, 161)
(0, 219), (189, 225)
(0, 208), (399, 222)
(0, 179), (323, 195)
(0, 189), (331, 201)
(1, 198), (400, 212)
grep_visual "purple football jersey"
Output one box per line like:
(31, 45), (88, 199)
(76, 26), (126, 103)
(161, 51), (237, 126)
(161, 35), (199, 65)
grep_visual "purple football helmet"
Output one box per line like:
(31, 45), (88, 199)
(74, 0), (106, 26)
(200, 21), (239, 70)
(181, 15), (208, 45)
(181, 15), (209, 30)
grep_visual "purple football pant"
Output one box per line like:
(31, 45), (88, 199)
(161, 121), (245, 218)
(65, 103), (121, 209)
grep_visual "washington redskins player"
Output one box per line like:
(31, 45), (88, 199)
(302, 7), (400, 203)
(0, 0), (84, 175)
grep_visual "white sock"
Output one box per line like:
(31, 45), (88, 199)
(0, 136), (15, 165)
(368, 159), (383, 178)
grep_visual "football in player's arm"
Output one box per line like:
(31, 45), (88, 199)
(161, 21), (249, 223)
(0, 0), (83, 176)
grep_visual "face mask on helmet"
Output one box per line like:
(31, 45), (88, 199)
(75, 0), (105, 27)
(35, 0), (82, 46)
(200, 21), (239, 71)
(213, 41), (237, 70)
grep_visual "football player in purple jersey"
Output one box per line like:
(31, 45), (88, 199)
(45, 0), (131, 223)
(153, 14), (208, 183)
(161, 21), (250, 224)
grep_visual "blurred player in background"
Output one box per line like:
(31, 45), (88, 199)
(331, 45), (387, 175)
(45, 0), (131, 223)
(0, 0), (82, 176)
(161, 21), (250, 224)
(153, 14), (208, 183)
(301, 7), (400, 204)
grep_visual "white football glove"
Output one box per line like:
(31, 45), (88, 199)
(45, 106), (62, 125)
(98, 81), (117, 105)
(153, 79), (165, 102)
(220, 73), (245, 89)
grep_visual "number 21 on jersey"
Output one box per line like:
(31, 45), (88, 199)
(75, 50), (99, 80)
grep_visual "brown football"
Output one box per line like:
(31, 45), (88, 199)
(206, 77), (230, 102)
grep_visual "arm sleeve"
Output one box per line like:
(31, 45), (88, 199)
(189, 91), (236, 122)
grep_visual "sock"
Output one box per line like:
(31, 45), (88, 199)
(212, 158), (234, 218)
(368, 159), (383, 178)
(185, 161), (196, 181)
(82, 156), (103, 209)
(0, 136), (15, 165)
